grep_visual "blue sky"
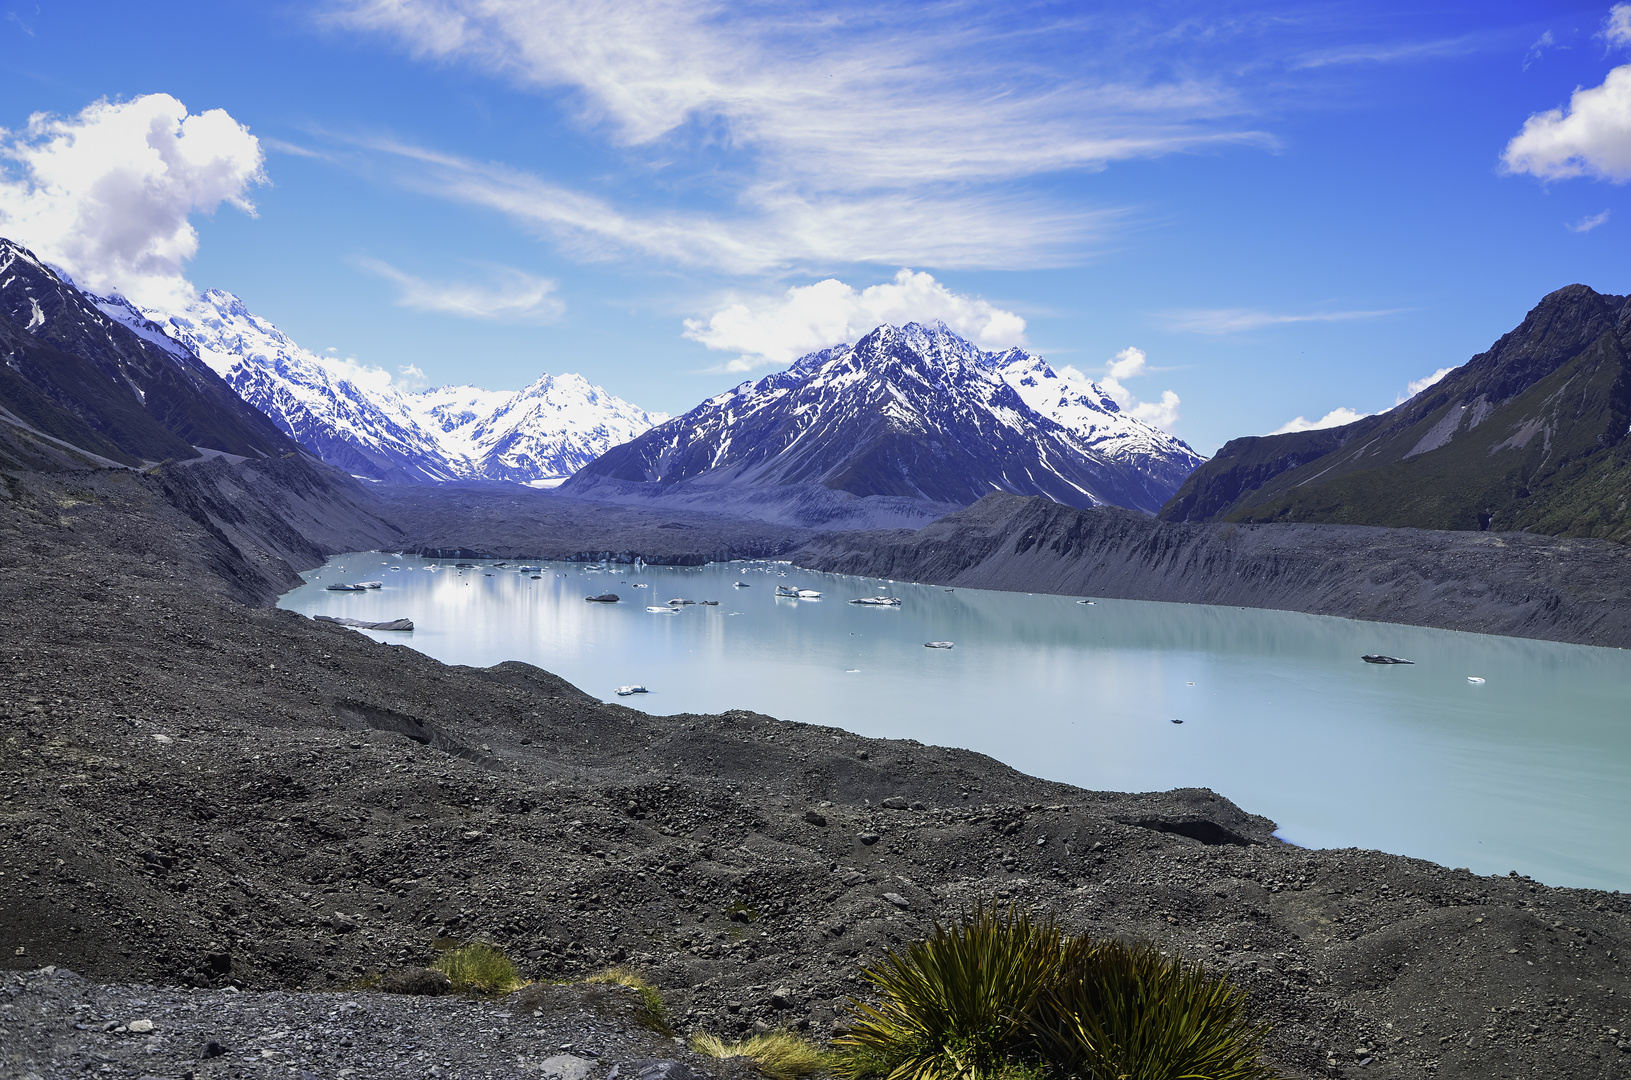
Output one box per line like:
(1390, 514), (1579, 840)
(3, 1), (1629, 453)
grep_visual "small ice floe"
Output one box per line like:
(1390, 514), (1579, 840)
(775, 585), (800, 597)
(798, 589), (822, 599)
(1077, 599), (1095, 605)
(316, 616), (414, 631)
(924, 641), (955, 649)
(325, 583), (366, 592)
(1467, 676), (1486, 684)
(631, 582), (650, 588)
(584, 593), (620, 603)
(733, 581), (751, 588)
(1171, 718), (1184, 725)
(355, 581), (383, 589)
(615, 685), (649, 696)
(845, 668), (860, 673)
(849, 596), (902, 606)
(1361, 654), (1414, 665)
(518, 565), (541, 572)
(646, 605), (678, 614)
(667, 598), (697, 606)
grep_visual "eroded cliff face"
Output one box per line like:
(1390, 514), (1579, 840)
(796, 493), (1631, 649)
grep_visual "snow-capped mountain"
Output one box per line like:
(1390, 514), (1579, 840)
(101, 290), (665, 484)
(563, 321), (1203, 518)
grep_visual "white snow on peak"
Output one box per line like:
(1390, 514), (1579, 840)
(100, 289), (664, 484)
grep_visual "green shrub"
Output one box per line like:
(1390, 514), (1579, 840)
(837, 904), (1277, 1080)
(1036, 937), (1276, 1080)
(431, 941), (523, 995)
(691, 1030), (833, 1080)
(838, 903), (1063, 1080)
(585, 966), (672, 1035)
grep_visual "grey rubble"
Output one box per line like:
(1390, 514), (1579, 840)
(1, 464), (1630, 1080)
(794, 492), (1631, 650)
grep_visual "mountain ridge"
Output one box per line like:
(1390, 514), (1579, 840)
(1161, 283), (1631, 543)
(563, 320), (1203, 526)
(96, 287), (666, 485)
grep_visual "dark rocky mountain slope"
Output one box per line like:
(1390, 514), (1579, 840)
(1161, 285), (1631, 542)
(0, 240), (297, 466)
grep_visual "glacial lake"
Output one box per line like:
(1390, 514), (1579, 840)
(280, 554), (1631, 893)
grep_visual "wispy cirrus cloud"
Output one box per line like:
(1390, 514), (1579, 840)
(353, 256), (565, 321)
(1567, 209), (1611, 233)
(1291, 35), (1476, 70)
(318, 0), (1277, 273)
(334, 132), (1123, 273)
(1164, 306), (1406, 335)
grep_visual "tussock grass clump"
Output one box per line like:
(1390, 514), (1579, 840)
(837, 903), (1276, 1080)
(690, 1030), (832, 1080)
(430, 942), (523, 995)
(585, 966), (672, 1035)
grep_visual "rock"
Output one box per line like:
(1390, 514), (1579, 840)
(858, 833), (880, 846)
(770, 987), (794, 1008)
(615, 1062), (699, 1080)
(127, 1018), (154, 1033)
(314, 615), (415, 631)
(330, 912), (358, 932)
(200, 1041), (226, 1059)
(540, 1054), (597, 1080)
(802, 810), (827, 827)
(377, 967), (451, 995)
(883, 892), (911, 909)
(880, 796), (909, 810)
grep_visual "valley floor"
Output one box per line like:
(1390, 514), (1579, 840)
(2, 469), (1629, 1080)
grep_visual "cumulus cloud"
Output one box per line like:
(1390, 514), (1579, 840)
(1269, 406), (1368, 435)
(1568, 209), (1612, 232)
(1502, 64), (1631, 182)
(1166, 306), (1406, 334)
(1403, 366), (1455, 398)
(682, 270), (1026, 372)
(0, 94), (265, 309)
(354, 256), (565, 320)
(1097, 346), (1182, 428)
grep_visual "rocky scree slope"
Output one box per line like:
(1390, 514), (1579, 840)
(1162, 284), (1631, 543)
(105, 286), (664, 484)
(562, 322), (1202, 528)
(2, 467), (1630, 1080)
(794, 493), (1631, 649)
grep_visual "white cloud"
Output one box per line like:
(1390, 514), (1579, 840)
(1269, 407), (1368, 435)
(1568, 209), (1612, 232)
(1523, 31), (1559, 72)
(354, 256), (565, 320)
(1604, 4), (1631, 49)
(682, 270), (1026, 371)
(0, 94), (264, 309)
(1098, 346), (1182, 428)
(1502, 64), (1631, 182)
(323, 1), (1271, 272)
(1396, 366), (1455, 404)
(1166, 307), (1406, 334)
(1292, 36), (1476, 70)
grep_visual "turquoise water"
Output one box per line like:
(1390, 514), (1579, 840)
(280, 554), (1631, 892)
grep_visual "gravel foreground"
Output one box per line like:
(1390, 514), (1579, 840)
(2, 467), (1630, 1080)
